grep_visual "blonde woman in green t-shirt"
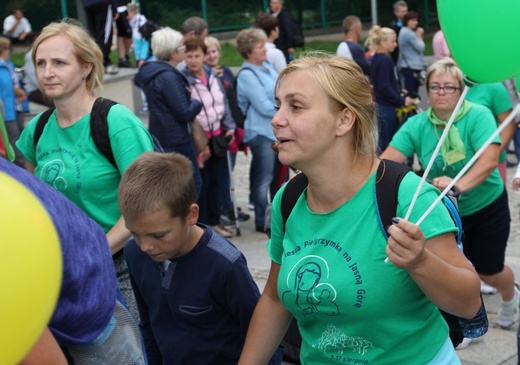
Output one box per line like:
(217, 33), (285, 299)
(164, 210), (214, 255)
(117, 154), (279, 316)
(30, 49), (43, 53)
(15, 21), (154, 321)
(238, 54), (481, 365)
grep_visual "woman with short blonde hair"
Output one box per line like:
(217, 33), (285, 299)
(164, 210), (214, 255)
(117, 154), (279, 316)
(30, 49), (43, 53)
(17, 20), (154, 322)
(32, 20), (104, 93)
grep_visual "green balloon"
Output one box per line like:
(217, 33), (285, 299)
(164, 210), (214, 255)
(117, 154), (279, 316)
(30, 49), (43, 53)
(438, 0), (520, 83)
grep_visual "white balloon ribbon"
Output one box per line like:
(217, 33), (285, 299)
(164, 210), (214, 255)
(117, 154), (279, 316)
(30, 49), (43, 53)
(404, 85), (470, 221)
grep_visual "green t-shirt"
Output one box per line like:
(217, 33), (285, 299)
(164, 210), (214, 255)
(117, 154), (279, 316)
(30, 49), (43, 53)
(390, 104), (503, 216)
(16, 104), (154, 232)
(268, 170), (457, 364)
(466, 83), (512, 163)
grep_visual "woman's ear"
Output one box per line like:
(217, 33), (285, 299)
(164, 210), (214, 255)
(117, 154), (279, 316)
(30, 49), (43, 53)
(82, 63), (93, 79)
(336, 108), (355, 137)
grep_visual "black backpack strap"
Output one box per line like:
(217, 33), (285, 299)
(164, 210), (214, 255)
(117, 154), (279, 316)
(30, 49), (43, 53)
(281, 173), (308, 232)
(375, 159), (412, 237)
(90, 97), (118, 168)
(33, 108), (56, 147)
(280, 160), (410, 235)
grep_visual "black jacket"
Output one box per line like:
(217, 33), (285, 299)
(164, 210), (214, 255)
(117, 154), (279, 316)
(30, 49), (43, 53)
(273, 7), (295, 53)
(135, 61), (202, 148)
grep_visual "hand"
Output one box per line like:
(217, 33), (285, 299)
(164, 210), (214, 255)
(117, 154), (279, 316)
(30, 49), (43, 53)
(14, 87), (26, 102)
(416, 27), (424, 38)
(513, 177), (520, 190)
(200, 145), (211, 161)
(404, 96), (415, 107)
(225, 130), (235, 144)
(431, 175), (455, 192)
(386, 218), (427, 269)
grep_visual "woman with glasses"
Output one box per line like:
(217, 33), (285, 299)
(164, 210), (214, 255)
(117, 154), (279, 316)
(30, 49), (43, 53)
(135, 27), (203, 197)
(381, 58), (518, 347)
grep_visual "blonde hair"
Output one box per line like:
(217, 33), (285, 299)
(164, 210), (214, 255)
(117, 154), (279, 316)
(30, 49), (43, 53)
(364, 25), (395, 49)
(151, 27), (183, 61)
(235, 27), (267, 59)
(0, 37), (10, 54)
(32, 20), (104, 93)
(118, 152), (196, 220)
(426, 57), (464, 89)
(126, 3), (139, 13)
(276, 52), (377, 159)
(204, 36), (221, 53)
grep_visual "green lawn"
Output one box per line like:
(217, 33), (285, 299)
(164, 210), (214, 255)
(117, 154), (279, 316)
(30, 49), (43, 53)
(9, 33), (433, 69)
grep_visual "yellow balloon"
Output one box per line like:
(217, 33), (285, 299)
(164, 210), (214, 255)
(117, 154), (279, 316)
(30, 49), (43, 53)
(0, 172), (62, 365)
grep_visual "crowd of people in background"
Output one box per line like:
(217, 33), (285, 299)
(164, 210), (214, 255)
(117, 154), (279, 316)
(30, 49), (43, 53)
(1, 0), (520, 363)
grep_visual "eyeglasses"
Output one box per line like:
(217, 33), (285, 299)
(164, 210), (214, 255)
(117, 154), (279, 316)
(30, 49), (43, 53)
(428, 85), (461, 94)
(176, 45), (186, 52)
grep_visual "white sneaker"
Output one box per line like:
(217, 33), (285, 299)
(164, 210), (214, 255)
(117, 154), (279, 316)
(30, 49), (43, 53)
(455, 337), (473, 350)
(497, 284), (520, 328)
(480, 281), (498, 295)
(105, 64), (119, 75)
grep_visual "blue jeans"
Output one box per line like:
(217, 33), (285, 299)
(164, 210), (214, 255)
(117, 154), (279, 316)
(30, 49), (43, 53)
(164, 142), (202, 200)
(247, 135), (276, 227)
(376, 104), (399, 154)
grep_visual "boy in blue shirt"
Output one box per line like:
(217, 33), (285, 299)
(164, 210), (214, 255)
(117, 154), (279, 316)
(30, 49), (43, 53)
(119, 152), (283, 365)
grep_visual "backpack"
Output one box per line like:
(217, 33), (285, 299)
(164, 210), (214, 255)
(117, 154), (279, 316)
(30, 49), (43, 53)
(138, 19), (160, 41)
(266, 159), (488, 360)
(229, 68), (263, 128)
(33, 97), (163, 169)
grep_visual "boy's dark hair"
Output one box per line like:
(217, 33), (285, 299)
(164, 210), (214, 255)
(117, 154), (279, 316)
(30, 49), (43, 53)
(118, 152), (196, 220)
(185, 36), (207, 54)
(254, 13), (279, 38)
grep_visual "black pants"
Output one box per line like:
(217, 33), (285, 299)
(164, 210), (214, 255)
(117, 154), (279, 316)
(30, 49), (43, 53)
(84, 2), (113, 66)
(400, 68), (421, 99)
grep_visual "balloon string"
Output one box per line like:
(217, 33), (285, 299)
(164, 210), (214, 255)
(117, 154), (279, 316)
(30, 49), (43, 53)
(416, 103), (520, 226)
(404, 86), (470, 221)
